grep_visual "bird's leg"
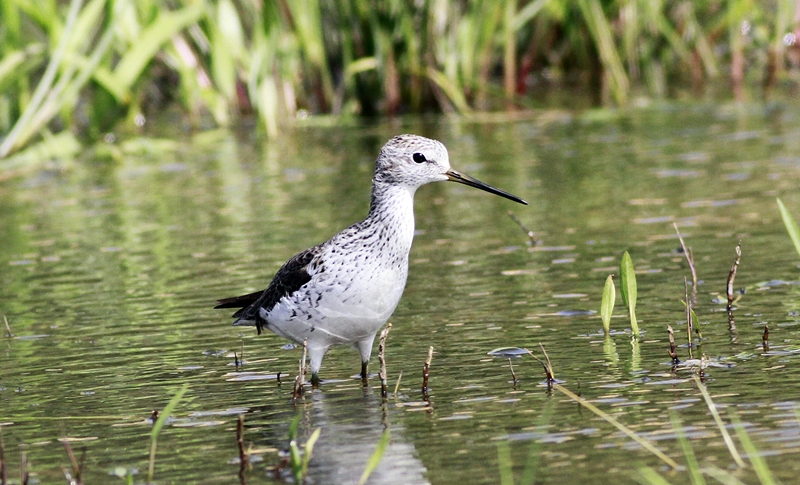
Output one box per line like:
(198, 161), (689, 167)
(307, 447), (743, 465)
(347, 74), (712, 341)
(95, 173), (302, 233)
(356, 335), (377, 386)
(308, 346), (326, 389)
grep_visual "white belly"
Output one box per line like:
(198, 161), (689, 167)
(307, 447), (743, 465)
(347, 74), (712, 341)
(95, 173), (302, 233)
(262, 263), (407, 349)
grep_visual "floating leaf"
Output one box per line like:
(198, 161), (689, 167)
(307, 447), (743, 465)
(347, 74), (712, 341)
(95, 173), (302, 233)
(600, 274), (615, 334)
(488, 347), (530, 358)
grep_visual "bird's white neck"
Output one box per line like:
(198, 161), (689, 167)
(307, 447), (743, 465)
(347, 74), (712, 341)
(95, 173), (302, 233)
(366, 181), (417, 252)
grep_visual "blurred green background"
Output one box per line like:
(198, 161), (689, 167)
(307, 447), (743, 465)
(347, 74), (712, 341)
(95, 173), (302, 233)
(1, 0), (799, 168)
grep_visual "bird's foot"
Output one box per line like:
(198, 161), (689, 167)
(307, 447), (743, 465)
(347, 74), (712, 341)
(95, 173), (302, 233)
(311, 372), (321, 388)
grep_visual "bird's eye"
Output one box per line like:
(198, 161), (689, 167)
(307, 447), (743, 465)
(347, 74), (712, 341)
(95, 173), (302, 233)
(412, 153), (427, 163)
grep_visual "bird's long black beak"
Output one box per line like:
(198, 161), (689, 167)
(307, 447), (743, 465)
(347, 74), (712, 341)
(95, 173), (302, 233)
(446, 169), (528, 205)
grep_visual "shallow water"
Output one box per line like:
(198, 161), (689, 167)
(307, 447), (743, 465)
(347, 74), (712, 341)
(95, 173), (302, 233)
(3, 104), (800, 484)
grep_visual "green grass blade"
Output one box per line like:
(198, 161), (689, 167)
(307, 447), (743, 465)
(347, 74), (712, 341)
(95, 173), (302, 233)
(359, 428), (391, 485)
(113, 4), (205, 89)
(701, 465), (748, 485)
(692, 375), (745, 468)
(576, 0), (629, 105)
(426, 67), (472, 113)
(601, 274), (615, 334)
(620, 251), (638, 335)
(0, 0), (82, 158)
(554, 384), (679, 469)
(728, 411), (777, 485)
(777, 198), (800, 259)
(520, 399), (554, 485)
(148, 383), (189, 483)
(301, 427), (322, 478)
(150, 383), (190, 438)
(289, 439), (302, 481)
(670, 411), (705, 485)
(635, 466), (674, 485)
(0, 45), (45, 88)
(497, 438), (514, 485)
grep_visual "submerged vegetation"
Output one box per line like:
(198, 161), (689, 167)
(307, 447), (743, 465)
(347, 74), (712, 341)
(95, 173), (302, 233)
(1, 0), (800, 163)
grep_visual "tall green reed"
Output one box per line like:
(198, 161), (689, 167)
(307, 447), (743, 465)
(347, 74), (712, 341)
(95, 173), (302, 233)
(1, 0), (796, 162)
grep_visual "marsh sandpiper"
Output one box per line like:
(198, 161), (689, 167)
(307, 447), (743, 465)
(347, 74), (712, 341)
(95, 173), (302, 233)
(216, 134), (527, 385)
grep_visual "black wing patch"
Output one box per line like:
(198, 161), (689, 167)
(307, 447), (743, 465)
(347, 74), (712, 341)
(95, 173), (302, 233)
(215, 246), (320, 334)
(214, 290), (263, 309)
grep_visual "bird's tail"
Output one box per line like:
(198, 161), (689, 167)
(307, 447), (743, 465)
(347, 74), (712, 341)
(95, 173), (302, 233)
(214, 290), (263, 310)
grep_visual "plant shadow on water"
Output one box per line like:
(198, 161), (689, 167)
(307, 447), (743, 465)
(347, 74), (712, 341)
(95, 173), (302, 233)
(4, 105), (800, 483)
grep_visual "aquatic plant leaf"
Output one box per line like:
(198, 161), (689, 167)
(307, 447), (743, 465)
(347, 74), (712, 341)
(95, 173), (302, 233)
(600, 274), (615, 334)
(150, 383), (189, 439)
(701, 466), (748, 485)
(113, 4), (205, 89)
(692, 375), (745, 468)
(777, 198), (800, 259)
(669, 411), (705, 485)
(497, 439), (514, 485)
(359, 428), (390, 485)
(729, 411), (777, 485)
(619, 251), (638, 335)
(636, 467), (673, 485)
(301, 427), (322, 478)
(149, 383), (189, 483)
(554, 384), (678, 469)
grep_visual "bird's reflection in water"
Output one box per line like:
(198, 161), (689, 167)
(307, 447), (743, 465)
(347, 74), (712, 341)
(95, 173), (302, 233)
(299, 385), (429, 485)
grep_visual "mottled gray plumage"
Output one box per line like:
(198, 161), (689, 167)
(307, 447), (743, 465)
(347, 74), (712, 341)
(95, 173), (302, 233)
(216, 134), (527, 385)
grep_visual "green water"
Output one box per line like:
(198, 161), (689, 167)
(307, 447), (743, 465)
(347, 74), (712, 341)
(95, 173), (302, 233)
(3, 104), (800, 484)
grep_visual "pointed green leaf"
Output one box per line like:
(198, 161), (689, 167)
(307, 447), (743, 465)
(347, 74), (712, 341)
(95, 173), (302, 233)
(301, 428), (322, 477)
(359, 428), (390, 485)
(600, 274), (615, 334)
(777, 198), (800, 259)
(113, 4), (205, 90)
(620, 251), (638, 335)
(148, 383), (189, 483)
(729, 411), (777, 484)
(497, 439), (514, 485)
(150, 383), (189, 439)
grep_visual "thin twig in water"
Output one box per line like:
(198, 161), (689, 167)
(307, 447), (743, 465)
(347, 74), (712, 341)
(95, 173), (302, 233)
(0, 431), (6, 485)
(684, 278), (694, 359)
(673, 223), (697, 303)
(237, 414), (249, 484)
(293, 340), (308, 400)
(60, 438), (85, 485)
(524, 346), (555, 389)
(554, 384), (679, 469)
(378, 323), (392, 399)
(508, 358), (518, 387)
(727, 242), (742, 312)
(726, 242), (742, 338)
(539, 343), (555, 381)
(692, 374), (746, 468)
(3, 316), (11, 338)
(508, 211), (538, 245)
(422, 346), (433, 399)
(667, 325), (678, 365)
(20, 451), (28, 485)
